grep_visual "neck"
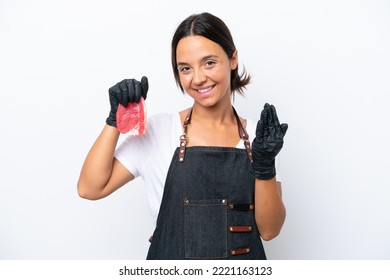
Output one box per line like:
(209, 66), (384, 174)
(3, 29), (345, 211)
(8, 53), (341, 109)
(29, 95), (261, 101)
(191, 99), (235, 126)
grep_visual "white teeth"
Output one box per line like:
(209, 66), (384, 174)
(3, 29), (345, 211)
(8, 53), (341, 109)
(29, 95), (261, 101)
(197, 87), (212, 93)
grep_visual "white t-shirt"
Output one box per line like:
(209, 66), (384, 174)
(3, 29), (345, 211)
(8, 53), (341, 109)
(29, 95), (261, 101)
(114, 112), (280, 224)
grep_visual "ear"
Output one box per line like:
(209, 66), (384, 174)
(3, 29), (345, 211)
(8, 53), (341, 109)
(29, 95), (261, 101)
(230, 50), (238, 70)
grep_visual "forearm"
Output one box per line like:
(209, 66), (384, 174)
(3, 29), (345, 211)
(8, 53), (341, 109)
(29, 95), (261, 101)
(254, 177), (286, 241)
(77, 125), (121, 197)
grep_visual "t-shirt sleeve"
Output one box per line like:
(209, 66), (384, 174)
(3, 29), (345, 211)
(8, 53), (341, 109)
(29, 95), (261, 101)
(114, 115), (159, 178)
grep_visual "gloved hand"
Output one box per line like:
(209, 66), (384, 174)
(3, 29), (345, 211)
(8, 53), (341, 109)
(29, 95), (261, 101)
(250, 103), (288, 180)
(106, 76), (149, 127)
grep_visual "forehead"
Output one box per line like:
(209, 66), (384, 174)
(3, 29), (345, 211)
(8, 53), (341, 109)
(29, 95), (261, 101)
(176, 35), (226, 62)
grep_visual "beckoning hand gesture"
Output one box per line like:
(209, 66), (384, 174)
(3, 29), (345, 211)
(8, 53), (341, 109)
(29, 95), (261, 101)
(251, 103), (288, 180)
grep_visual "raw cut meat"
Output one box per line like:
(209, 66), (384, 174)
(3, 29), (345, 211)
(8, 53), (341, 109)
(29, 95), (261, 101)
(116, 97), (147, 135)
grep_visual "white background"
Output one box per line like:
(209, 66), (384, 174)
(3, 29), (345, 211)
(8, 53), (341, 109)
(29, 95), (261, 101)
(1, 0), (389, 260)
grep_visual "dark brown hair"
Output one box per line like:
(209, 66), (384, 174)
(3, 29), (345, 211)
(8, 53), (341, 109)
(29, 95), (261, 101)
(171, 12), (251, 95)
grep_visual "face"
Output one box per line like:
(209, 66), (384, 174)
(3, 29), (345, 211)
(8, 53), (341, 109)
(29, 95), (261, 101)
(176, 35), (237, 108)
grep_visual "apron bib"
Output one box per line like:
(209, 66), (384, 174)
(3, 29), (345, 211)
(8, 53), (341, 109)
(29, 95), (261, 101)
(146, 107), (266, 259)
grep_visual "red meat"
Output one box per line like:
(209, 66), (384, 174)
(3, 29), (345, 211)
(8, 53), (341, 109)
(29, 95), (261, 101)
(116, 97), (147, 135)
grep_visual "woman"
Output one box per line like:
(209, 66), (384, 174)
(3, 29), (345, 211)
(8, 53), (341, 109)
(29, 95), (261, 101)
(77, 12), (288, 259)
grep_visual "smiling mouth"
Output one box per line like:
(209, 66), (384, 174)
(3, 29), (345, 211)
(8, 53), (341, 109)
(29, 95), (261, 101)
(196, 86), (214, 94)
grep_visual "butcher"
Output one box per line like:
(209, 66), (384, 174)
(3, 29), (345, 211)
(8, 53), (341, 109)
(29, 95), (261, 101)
(77, 12), (288, 260)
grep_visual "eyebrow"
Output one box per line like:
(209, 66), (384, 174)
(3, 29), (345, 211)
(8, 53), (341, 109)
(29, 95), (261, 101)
(177, 54), (219, 67)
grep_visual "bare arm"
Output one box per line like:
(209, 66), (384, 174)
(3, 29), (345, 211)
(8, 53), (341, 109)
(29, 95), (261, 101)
(77, 124), (134, 200)
(254, 177), (286, 241)
(78, 77), (149, 200)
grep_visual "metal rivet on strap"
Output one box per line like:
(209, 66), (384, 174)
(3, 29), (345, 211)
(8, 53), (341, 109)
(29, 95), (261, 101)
(230, 247), (251, 256)
(228, 225), (253, 232)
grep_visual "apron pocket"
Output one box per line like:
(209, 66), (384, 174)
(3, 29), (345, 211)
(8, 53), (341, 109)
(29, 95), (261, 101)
(183, 198), (228, 259)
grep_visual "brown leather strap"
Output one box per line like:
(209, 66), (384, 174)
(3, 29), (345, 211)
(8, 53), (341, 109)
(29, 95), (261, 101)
(178, 106), (252, 163)
(178, 108), (192, 162)
(228, 225), (253, 232)
(230, 247), (251, 256)
(232, 107), (253, 163)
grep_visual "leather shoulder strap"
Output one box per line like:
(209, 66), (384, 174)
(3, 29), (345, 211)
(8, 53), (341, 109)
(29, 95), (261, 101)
(178, 107), (253, 163)
(178, 108), (192, 162)
(232, 107), (253, 163)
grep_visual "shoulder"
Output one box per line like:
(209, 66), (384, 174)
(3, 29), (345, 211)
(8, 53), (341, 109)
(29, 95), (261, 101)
(147, 112), (180, 135)
(147, 111), (182, 151)
(114, 111), (181, 177)
(148, 111), (177, 125)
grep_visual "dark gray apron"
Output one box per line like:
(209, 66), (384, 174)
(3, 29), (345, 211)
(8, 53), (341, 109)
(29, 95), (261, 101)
(146, 107), (266, 259)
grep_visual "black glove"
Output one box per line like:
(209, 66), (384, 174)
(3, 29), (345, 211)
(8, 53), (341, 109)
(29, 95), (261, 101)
(250, 103), (288, 180)
(106, 76), (149, 127)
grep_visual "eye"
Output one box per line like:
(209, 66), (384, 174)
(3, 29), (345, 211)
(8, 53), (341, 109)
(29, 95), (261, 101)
(205, 61), (216, 67)
(179, 66), (190, 73)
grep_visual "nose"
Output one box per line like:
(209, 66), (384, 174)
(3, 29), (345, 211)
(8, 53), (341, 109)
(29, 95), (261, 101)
(193, 67), (207, 85)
